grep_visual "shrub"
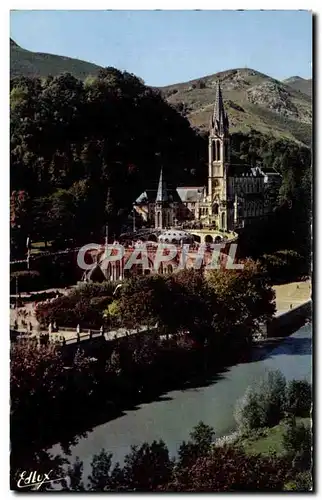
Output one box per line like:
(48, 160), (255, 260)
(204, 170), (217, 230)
(234, 386), (263, 432)
(71, 282), (116, 300)
(234, 370), (287, 432)
(167, 446), (289, 492)
(282, 419), (312, 471)
(257, 369), (287, 426)
(121, 441), (172, 491)
(284, 471), (313, 491)
(286, 380), (312, 417)
(35, 286), (113, 328)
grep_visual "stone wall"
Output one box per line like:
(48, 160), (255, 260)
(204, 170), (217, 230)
(266, 300), (312, 338)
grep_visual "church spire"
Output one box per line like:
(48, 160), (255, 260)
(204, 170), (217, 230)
(156, 166), (168, 203)
(211, 81), (229, 136)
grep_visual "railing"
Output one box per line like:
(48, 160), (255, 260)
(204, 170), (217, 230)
(12, 324), (158, 346)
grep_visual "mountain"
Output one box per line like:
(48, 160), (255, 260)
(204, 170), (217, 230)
(10, 38), (102, 80)
(283, 76), (312, 97)
(10, 38), (311, 146)
(159, 68), (312, 146)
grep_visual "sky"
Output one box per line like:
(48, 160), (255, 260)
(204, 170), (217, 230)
(10, 10), (312, 86)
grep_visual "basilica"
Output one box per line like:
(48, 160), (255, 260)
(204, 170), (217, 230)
(134, 82), (281, 232)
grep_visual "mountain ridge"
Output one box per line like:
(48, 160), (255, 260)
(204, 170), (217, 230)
(10, 37), (102, 81)
(10, 39), (312, 146)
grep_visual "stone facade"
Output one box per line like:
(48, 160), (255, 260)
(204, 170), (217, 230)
(134, 82), (281, 231)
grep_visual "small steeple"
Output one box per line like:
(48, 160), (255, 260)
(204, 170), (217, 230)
(156, 167), (168, 203)
(211, 81), (229, 136)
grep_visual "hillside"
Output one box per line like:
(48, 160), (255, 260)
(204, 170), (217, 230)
(159, 68), (312, 146)
(10, 38), (311, 146)
(10, 38), (102, 80)
(283, 76), (312, 97)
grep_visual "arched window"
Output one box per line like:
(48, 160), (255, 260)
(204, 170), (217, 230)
(216, 141), (221, 162)
(221, 212), (226, 230)
(167, 264), (173, 274)
(224, 142), (229, 161)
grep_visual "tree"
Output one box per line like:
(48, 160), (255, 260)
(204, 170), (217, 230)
(10, 68), (205, 252)
(234, 370), (287, 431)
(66, 457), (85, 492)
(286, 380), (312, 417)
(121, 440), (172, 491)
(167, 446), (289, 492)
(87, 449), (114, 491)
(177, 422), (215, 471)
(206, 260), (275, 346)
(282, 418), (312, 472)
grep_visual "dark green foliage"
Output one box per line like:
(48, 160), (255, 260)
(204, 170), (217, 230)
(235, 374), (312, 435)
(177, 422), (215, 470)
(121, 441), (172, 491)
(10, 70), (205, 256)
(260, 250), (307, 284)
(286, 380), (312, 417)
(284, 471), (313, 492)
(282, 418), (312, 471)
(35, 282), (114, 328)
(235, 370), (287, 431)
(189, 421), (215, 454)
(231, 129), (311, 269)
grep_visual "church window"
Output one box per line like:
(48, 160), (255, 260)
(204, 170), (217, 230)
(216, 141), (221, 161)
(224, 142), (229, 161)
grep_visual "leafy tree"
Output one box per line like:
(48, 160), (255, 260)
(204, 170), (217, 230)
(282, 418), (312, 472)
(206, 260), (275, 346)
(87, 449), (114, 491)
(121, 440), (172, 491)
(167, 446), (289, 492)
(177, 421), (215, 472)
(286, 380), (312, 417)
(66, 457), (85, 491)
(234, 370), (287, 431)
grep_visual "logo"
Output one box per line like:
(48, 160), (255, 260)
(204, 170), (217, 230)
(77, 242), (244, 272)
(17, 470), (64, 490)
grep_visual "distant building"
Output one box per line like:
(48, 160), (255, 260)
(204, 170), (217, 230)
(134, 82), (281, 231)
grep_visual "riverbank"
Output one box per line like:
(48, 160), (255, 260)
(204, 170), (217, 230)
(49, 323), (312, 479)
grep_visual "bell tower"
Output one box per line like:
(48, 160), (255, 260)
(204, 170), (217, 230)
(155, 167), (172, 229)
(208, 82), (230, 230)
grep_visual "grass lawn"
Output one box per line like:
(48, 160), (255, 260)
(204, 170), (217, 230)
(238, 417), (311, 456)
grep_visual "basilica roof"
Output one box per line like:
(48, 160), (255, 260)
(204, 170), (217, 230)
(158, 230), (195, 242)
(176, 187), (205, 202)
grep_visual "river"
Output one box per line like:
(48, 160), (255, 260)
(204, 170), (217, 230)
(50, 323), (312, 479)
